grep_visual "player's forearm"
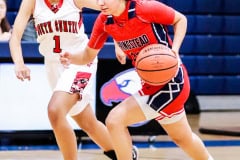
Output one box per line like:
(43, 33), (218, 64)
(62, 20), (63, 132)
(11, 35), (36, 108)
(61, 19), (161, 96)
(9, 35), (25, 66)
(172, 11), (187, 53)
(71, 47), (99, 65)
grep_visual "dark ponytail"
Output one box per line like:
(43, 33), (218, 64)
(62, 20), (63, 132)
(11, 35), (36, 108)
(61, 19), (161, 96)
(1, 0), (11, 32)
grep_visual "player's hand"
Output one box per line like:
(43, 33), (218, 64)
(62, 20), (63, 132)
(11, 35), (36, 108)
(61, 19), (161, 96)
(60, 52), (71, 68)
(116, 49), (126, 65)
(14, 64), (31, 81)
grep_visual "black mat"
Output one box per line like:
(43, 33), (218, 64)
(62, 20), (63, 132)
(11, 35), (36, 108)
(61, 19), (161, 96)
(199, 127), (240, 137)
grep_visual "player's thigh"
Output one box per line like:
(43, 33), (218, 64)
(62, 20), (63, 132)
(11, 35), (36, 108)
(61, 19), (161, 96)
(48, 91), (79, 113)
(106, 96), (146, 126)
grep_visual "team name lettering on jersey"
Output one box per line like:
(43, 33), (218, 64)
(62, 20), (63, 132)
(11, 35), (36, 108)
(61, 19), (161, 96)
(117, 34), (149, 51)
(36, 20), (79, 36)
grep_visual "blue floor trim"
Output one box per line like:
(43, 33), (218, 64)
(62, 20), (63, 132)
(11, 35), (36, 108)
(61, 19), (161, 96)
(203, 140), (240, 147)
(0, 145), (59, 151)
(1, 140), (240, 151)
(134, 140), (240, 148)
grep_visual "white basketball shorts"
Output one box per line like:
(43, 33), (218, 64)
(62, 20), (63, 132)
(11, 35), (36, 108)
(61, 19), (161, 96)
(45, 57), (98, 116)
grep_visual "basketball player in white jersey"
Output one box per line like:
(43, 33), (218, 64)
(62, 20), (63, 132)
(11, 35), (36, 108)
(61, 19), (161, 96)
(9, 0), (125, 159)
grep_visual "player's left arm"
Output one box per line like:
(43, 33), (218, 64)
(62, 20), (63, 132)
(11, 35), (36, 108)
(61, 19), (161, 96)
(138, 1), (187, 55)
(170, 11), (187, 55)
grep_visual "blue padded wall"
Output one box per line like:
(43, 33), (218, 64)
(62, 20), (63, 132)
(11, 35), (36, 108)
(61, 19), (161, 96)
(165, 0), (240, 95)
(2, 0), (240, 95)
(6, 11), (17, 25)
(7, 0), (22, 12)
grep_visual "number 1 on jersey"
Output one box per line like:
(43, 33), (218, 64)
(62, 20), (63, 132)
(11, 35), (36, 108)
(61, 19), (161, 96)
(53, 35), (62, 53)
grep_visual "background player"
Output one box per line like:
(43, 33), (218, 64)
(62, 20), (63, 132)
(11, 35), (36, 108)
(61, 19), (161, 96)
(0, 0), (11, 41)
(9, 0), (123, 159)
(60, 0), (215, 159)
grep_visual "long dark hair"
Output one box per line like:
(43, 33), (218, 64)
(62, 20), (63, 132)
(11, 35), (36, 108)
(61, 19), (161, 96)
(1, 0), (11, 32)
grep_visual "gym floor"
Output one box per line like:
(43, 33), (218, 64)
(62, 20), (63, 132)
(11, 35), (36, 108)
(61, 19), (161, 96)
(0, 111), (240, 160)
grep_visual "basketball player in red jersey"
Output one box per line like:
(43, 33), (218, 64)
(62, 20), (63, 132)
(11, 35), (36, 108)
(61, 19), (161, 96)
(60, 0), (215, 160)
(8, 0), (135, 159)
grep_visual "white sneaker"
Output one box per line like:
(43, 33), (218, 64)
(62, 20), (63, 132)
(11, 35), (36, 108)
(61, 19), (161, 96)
(132, 145), (139, 160)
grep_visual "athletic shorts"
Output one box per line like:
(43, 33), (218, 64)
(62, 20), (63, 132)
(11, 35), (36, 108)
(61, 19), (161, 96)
(133, 65), (190, 124)
(44, 57), (98, 116)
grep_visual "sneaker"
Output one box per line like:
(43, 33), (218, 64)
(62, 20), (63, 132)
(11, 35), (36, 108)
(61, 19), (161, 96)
(103, 150), (117, 160)
(132, 145), (139, 160)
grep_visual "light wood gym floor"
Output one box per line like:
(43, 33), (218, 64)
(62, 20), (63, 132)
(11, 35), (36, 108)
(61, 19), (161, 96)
(0, 111), (240, 160)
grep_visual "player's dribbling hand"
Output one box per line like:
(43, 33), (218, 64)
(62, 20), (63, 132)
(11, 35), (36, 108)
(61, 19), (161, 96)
(14, 64), (31, 81)
(60, 52), (71, 68)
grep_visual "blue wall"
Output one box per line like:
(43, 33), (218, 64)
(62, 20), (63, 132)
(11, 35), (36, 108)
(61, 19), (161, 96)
(2, 0), (240, 95)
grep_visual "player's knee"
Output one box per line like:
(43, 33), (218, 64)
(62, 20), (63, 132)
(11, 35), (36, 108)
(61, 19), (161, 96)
(47, 103), (64, 125)
(48, 103), (56, 116)
(171, 132), (194, 146)
(171, 136), (185, 146)
(105, 114), (122, 131)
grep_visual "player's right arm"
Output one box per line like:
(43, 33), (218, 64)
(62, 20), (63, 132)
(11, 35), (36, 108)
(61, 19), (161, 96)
(60, 46), (100, 67)
(74, 0), (100, 11)
(9, 0), (34, 81)
(74, 0), (125, 64)
(61, 14), (108, 66)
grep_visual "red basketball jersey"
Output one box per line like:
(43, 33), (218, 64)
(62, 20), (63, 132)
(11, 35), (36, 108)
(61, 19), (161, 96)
(88, 0), (175, 66)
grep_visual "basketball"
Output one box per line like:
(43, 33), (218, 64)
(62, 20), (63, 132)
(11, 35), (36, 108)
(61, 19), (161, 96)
(135, 44), (178, 86)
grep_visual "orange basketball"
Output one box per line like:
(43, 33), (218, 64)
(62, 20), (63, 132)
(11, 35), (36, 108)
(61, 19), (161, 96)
(135, 44), (178, 86)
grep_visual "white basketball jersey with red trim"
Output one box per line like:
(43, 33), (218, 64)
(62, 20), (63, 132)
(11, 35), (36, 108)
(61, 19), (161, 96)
(34, 0), (88, 61)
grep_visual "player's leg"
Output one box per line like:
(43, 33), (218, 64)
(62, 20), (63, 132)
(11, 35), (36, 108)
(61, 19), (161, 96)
(71, 103), (117, 160)
(71, 104), (113, 151)
(48, 91), (80, 160)
(160, 113), (214, 160)
(157, 65), (213, 160)
(105, 96), (146, 160)
(45, 59), (79, 159)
